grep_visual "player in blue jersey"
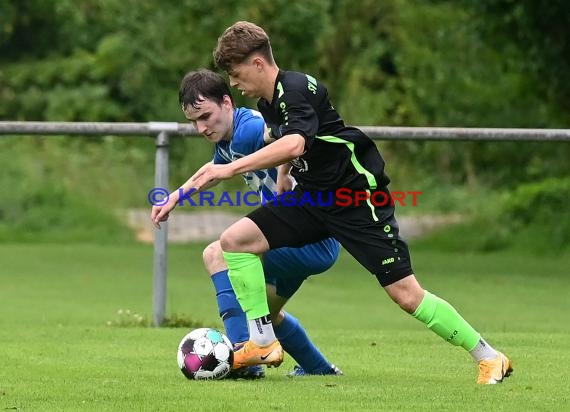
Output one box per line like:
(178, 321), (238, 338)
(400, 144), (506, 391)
(151, 69), (342, 378)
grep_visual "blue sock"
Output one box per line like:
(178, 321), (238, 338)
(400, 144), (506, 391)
(274, 312), (332, 374)
(211, 270), (249, 346)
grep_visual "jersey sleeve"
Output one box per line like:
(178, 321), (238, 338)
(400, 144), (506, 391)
(276, 90), (318, 148)
(231, 113), (266, 156)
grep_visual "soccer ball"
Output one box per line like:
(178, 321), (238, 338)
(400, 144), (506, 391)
(177, 328), (234, 380)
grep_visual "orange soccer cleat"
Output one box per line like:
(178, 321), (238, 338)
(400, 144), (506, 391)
(232, 339), (284, 370)
(477, 352), (513, 384)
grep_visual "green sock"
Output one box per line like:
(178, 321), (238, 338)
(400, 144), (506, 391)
(222, 251), (269, 320)
(412, 291), (480, 351)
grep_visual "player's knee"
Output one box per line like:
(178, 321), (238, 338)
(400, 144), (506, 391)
(394, 294), (419, 313)
(390, 289), (424, 313)
(202, 241), (225, 274)
(219, 218), (268, 254)
(220, 229), (240, 252)
(219, 226), (252, 252)
(385, 276), (424, 313)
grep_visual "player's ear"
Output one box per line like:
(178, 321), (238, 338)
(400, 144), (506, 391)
(252, 56), (264, 71)
(222, 94), (234, 108)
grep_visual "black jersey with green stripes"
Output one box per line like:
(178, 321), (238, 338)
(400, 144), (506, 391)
(257, 70), (390, 192)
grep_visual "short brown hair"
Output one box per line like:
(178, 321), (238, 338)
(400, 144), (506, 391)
(213, 21), (274, 71)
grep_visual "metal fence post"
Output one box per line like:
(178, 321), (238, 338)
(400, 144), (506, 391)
(153, 131), (169, 326)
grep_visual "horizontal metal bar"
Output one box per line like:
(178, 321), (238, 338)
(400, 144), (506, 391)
(0, 121), (196, 136)
(1, 122), (569, 141)
(359, 126), (570, 141)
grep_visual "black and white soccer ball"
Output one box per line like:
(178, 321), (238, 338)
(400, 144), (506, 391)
(177, 328), (234, 380)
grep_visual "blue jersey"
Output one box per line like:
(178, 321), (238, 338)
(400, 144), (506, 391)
(213, 107), (277, 202)
(213, 107), (341, 297)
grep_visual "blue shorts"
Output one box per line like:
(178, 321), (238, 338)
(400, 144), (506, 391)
(262, 237), (340, 298)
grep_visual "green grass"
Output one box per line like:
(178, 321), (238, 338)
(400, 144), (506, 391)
(1, 242), (569, 411)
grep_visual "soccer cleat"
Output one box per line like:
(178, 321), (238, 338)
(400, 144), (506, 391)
(226, 365), (265, 380)
(287, 364), (343, 377)
(232, 339), (284, 369)
(477, 352), (513, 384)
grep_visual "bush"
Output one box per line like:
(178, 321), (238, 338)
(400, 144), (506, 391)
(0, 180), (134, 243)
(499, 177), (570, 250)
(412, 177), (570, 253)
(0, 136), (137, 243)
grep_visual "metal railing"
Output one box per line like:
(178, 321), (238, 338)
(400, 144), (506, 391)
(1, 121), (569, 326)
(1, 121), (195, 327)
(3, 121), (570, 140)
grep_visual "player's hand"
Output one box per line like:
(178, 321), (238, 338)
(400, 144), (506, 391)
(151, 206), (169, 229)
(190, 163), (234, 190)
(276, 163), (295, 194)
(276, 172), (295, 194)
(151, 195), (178, 229)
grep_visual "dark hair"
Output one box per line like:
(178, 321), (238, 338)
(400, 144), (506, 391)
(213, 21), (274, 71)
(178, 69), (234, 110)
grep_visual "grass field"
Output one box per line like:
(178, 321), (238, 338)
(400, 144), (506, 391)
(1, 242), (569, 411)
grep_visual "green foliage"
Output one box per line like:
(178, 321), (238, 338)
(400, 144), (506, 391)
(161, 313), (213, 329)
(499, 177), (570, 249)
(466, 0), (570, 115)
(244, 0), (331, 70)
(1, 0), (569, 242)
(411, 217), (513, 254)
(0, 2), (17, 47)
(414, 177), (570, 253)
(105, 308), (208, 328)
(2, 0), (566, 128)
(0, 178), (131, 243)
(0, 136), (151, 243)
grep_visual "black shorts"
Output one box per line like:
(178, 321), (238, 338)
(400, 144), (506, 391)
(247, 188), (414, 286)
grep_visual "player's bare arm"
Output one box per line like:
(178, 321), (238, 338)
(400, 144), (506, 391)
(151, 161), (221, 229)
(190, 133), (305, 190)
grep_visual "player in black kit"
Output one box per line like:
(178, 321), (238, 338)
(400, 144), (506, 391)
(181, 21), (512, 384)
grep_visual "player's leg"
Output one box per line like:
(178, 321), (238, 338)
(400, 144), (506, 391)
(384, 274), (512, 384)
(203, 238), (338, 377)
(222, 203), (326, 369)
(264, 244), (342, 375)
(268, 293), (342, 376)
(202, 240), (265, 379)
(203, 241), (249, 345)
(219, 216), (280, 359)
(323, 192), (512, 384)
